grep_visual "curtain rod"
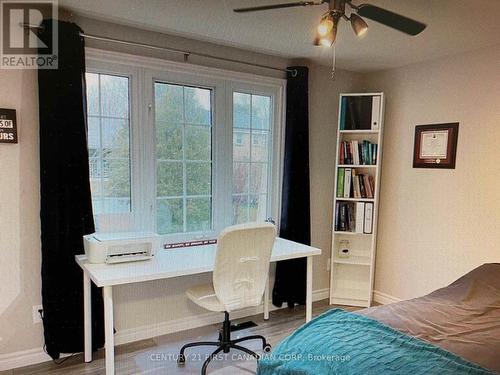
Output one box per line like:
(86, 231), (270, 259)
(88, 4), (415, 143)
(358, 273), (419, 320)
(23, 23), (297, 76)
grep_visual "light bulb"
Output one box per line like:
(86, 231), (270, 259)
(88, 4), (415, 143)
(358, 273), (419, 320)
(317, 18), (333, 36)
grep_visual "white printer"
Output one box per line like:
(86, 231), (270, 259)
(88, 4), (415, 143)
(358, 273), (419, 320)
(83, 232), (160, 264)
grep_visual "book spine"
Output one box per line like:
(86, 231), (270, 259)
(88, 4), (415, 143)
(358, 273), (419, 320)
(337, 168), (345, 197)
(334, 202), (340, 231)
(339, 141), (345, 165)
(340, 97), (347, 130)
(353, 175), (361, 198)
(364, 203), (374, 234)
(359, 174), (366, 198)
(364, 175), (373, 198)
(347, 97), (356, 130)
(340, 203), (347, 231)
(348, 202), (355, 232)
(353, 140), (359, 165)
(355, 202), (365, 233)
(369, 176), (375, 197)
(344, 168), (352, 198)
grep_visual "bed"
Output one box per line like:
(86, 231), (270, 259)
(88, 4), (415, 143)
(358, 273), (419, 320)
(257, 263), (500, 374)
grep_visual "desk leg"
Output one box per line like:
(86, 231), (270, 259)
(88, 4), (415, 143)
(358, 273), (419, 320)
(306, 256), (313, 322)
(263, 273), (270, 321)
(103, 286), (115, 375)
(83, 271), (92, 363)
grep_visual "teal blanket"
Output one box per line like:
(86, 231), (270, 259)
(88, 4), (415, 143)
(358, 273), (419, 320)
(257, 309), (494, 375)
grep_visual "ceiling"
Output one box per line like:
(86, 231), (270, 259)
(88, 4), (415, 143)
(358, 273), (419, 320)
(59, 0), (500, 72)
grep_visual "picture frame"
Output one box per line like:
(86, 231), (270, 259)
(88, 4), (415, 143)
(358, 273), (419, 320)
(0, 108), (18, 144)
(413, 123), (459, 169)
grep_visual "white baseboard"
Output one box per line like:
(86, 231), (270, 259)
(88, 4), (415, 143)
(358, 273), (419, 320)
(0, 348), (50, 372)
(0, 288), (329, 371)
(373, 290), (401, 305)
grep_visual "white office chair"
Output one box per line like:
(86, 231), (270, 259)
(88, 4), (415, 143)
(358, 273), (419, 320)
(178, 222), (276, 374)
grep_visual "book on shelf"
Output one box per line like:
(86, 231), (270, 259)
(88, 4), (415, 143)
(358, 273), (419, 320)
(337, 167), (375, 199)
(335, 201), (373, 234)
(355, 202), (365, 233)
(337, 168), (345, 198)
(339, 140), (378, 166)
(339, 95), (381, 130)
(352, 174), (361, 198)
(343, 168), (352, 198)
(364, 203), (374, 234)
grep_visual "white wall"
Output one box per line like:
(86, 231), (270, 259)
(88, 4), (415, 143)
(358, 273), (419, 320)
(361, 45), (500, 300)
(0, 17), (362, 367)
(0, 69), (41, 357)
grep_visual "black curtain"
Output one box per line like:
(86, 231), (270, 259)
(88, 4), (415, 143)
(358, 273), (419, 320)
(272, 67), (311, 308)
(38, 20), (104, 359)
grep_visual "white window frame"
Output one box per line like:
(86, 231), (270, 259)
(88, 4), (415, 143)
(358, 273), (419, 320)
(85, 59), (144, 232)
(85, 48), (286, 243)
(145, 69), (224, 242)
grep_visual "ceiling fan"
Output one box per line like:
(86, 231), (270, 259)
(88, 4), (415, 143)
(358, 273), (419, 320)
(233, 0), (426, 47)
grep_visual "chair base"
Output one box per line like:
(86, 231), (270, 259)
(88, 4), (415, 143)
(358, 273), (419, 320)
(178, 312), (271, 375)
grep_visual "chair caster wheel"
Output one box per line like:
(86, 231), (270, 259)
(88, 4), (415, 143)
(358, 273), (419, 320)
(177, 353), (186, 365)
(263, 344), (272, 353)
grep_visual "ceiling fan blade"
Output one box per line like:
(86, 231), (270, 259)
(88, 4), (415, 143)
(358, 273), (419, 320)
(234, 1), (322, 13)
(357, 4), (426, 36)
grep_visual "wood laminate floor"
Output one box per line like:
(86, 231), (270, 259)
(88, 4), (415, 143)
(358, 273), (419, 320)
(4, 301), (359, 375)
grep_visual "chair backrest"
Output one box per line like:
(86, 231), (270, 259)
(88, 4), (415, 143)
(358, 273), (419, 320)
(213, 222), (276, 312)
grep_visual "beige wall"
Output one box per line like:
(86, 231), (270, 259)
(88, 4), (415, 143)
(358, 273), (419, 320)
(0, 69), (42, 355)
(361, 45), (500, 300)
(0, 17), (361, 362)
(308, 64), (363, 290)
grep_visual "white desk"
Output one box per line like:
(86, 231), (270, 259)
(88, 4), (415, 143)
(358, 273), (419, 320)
(76, 237), (321, 374)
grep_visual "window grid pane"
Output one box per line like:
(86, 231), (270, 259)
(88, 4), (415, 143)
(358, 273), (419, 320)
(155, 82), (213, 235)
(232, 92), (271, 224)
(86, 73), (131, 219)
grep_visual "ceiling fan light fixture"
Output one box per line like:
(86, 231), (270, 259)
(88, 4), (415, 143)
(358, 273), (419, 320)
(317, 15), (334, 36)
(314, 24), (337, 47)
(350, 13), (368, 37)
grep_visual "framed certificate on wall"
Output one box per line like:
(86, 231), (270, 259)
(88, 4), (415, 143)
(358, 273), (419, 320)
(413, 123), (459, 169)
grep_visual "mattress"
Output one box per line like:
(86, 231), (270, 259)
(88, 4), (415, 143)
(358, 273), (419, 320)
(257, 308), (494, 375)
(257, 263), (500, 374)
(360, 263), (500, 373)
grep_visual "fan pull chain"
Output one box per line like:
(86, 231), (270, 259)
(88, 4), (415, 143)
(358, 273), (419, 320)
(331, 42), (337, 80)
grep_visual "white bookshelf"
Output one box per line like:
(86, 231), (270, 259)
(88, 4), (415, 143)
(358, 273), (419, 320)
(329, 92), (385, 308)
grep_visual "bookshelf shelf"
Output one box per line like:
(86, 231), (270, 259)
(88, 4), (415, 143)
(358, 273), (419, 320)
(330, 92), (384, 308)
(338, 164), (377, 168)
(336, 198), (375, 202)
(333, 255), (371, 266)
(334, 231), (372, 236)
(339, 130), (379, 134)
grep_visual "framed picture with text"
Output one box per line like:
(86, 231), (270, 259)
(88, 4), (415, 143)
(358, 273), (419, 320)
(0, 108), (17, 144)
(413, 123), (459, 169)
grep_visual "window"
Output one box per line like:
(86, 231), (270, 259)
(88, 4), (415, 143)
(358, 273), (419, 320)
(85, 51), (284, 240)
(155, 82), (213, 234)
(86, 72), (131, 218)
(232, 93), (271, 224)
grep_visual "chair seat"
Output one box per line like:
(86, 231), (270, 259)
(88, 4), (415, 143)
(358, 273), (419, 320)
(186, 283), (225, 312)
